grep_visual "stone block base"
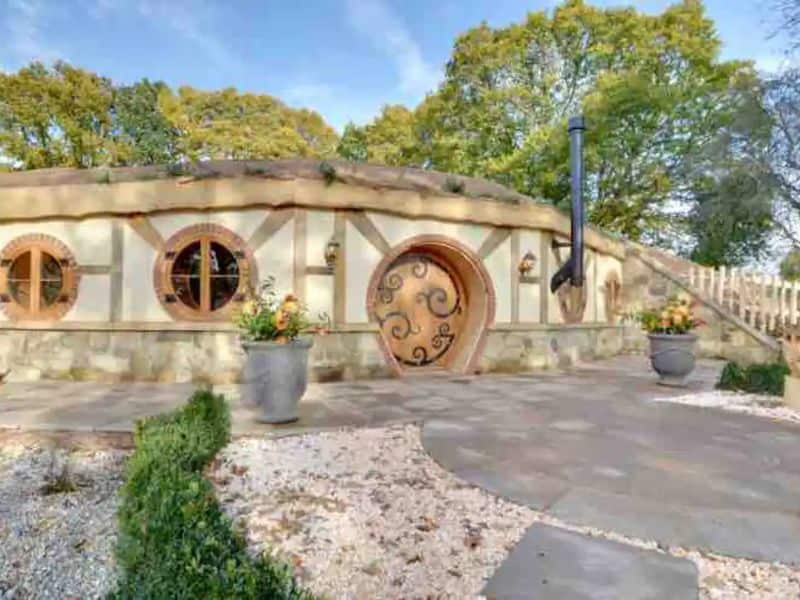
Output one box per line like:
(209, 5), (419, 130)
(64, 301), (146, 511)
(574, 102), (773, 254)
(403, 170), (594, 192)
(784, 375), (800, 410)
(479, 325), (626, 373)
(0, 324), (630, 383)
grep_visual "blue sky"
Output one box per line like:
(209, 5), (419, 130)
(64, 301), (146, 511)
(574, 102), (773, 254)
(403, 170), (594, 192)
(0, 0), (791, 131)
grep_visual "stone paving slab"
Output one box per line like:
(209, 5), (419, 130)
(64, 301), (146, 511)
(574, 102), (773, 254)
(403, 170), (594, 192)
(482, 523), (698, 600)
(421, 360), (800, 564)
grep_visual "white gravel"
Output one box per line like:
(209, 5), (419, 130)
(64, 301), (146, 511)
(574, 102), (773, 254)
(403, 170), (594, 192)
(212, 424), (800, 600)
(0, 442), (126, 599)
(211, 425), (535, 598)
(650, 390), (800, 425)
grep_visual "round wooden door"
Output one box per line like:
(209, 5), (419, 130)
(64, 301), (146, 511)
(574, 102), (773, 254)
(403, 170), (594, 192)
(374, 252), (466, 368)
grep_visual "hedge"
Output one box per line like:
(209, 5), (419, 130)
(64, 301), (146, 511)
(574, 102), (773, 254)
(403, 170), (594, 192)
(110, 389), (315, 599)
(716, 360), (790, 396)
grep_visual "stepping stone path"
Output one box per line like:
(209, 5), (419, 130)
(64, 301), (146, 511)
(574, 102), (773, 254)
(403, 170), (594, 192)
(483, 524), (698, 599)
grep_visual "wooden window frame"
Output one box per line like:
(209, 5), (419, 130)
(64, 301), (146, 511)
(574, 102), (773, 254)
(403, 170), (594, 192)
(154, 223), (256, 322)
(0, 234), (80, 321)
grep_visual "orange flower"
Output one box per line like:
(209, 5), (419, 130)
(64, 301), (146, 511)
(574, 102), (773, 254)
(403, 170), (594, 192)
(273, 309), (289, 331)
(274, 335), (289, 344)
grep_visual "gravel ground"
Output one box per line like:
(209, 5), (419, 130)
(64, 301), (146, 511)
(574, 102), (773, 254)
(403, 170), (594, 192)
(0, 442), (127, 599)
(212, 424), (800, 600)
(650, 390), (800, 425)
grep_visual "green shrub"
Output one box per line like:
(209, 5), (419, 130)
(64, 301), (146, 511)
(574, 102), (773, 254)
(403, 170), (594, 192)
(111, 389), (314, 599)
(716, 360), (789, 396)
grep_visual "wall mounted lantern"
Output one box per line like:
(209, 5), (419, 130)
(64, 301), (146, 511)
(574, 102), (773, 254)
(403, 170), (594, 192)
(518, 251), (537, 277)
(324, 238), (340, 271)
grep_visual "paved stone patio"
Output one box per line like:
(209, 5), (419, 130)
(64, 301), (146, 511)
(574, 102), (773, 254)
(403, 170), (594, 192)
(2, 355), (798, 597)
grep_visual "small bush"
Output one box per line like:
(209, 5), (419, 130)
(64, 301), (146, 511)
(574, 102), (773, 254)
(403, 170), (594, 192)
(443, 176), (465, 194)
(111, 388), (314, 599)
(318, 161), (338, 185)
(716, 360), (789, 396)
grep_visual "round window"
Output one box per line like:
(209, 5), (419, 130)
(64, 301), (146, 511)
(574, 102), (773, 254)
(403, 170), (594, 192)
(155, 225), (254, 321)
(0, 234), (79, 321)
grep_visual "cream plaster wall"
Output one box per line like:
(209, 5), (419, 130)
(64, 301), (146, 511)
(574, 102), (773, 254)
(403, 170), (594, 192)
(367, 212), (491, 254)
(482, 237), (512, 324)
(149, 209), (268, 243)
(306, 274), (334, 322)
(346, 221), (383, 323)
(66, 275), (111, 321)
(306, 211), (335, 267)
(518, 229), (543, 323)
(122, 223), (171, 321)
(253, 219), (294, 298)
(0, 219), (112, 265)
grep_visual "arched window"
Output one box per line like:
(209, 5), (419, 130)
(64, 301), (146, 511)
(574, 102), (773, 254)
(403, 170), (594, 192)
(155, 224), (255, 321)
(0, 234), (79, 321)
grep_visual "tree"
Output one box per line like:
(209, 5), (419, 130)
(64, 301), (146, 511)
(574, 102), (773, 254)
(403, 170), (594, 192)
(337, 123), (368, 162)
(765, 68), (800, 247)
(688, 167), (775, 266)
(159, 86), (338, 161)
(775, 0), (800, 52)
(780, 248), (800, 280)
(0, 62), (117, 168)
(0, 62), (341, 169)
(113, 79), (180, 165)
(346, 0), (769, 249)
(336, 105), (418, 166)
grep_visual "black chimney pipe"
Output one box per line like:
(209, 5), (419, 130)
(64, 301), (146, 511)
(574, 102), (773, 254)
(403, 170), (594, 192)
(550, 115), (586, 293)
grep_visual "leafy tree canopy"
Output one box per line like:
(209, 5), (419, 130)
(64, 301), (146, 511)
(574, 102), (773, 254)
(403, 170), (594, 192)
(0, 63), (338, 169)
(340, 0), (772, 252)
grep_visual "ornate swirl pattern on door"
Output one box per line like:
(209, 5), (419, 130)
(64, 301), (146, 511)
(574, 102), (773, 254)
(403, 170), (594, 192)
(374, 252), (466, 368)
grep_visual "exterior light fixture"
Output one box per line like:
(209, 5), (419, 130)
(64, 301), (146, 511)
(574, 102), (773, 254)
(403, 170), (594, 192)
(518, 251), (537, 277)
(324, 238), (340, 271)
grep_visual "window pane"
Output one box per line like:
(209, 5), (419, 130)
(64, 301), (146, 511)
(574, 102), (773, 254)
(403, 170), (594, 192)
(170, 241), (202, 309)
(210, 276), (239, 310)
(209, 242), (239, 310)
(172, 241), (202, 276)
(209, 242), (239, 276)
(8, 251), (32, 307)
(39, 252), (64, 308)
(172, 276), (202, 309)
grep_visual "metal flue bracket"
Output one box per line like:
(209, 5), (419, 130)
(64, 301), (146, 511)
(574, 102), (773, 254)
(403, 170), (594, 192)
(550, 116), (586, 294)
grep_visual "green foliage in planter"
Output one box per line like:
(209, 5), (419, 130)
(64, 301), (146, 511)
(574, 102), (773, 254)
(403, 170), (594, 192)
(111, 389), (315, 599)
(716, 360), (789, 396)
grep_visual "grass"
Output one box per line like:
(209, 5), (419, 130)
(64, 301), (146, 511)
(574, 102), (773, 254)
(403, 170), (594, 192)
(110, 388), (315, 599)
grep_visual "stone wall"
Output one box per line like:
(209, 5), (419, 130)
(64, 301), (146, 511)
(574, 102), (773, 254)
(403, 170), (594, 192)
(622, 247), (779, 365)
(479, 325), (626, 372)
(0, 329), (392, 384)
(0, 324), (627, 383)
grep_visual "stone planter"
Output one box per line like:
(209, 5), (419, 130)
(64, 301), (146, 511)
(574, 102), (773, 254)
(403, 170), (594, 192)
(648, 333), (697, 387)
(241, 338), (313, 424)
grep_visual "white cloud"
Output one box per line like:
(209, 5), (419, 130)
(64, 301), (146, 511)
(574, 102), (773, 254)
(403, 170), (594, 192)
(2, 0), (63, 65)
(345, 0), (441, 97)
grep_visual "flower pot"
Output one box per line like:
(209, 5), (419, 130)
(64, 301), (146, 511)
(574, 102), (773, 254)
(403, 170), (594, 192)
(241, 338), (313, 423)
(648, 333), (697, 387)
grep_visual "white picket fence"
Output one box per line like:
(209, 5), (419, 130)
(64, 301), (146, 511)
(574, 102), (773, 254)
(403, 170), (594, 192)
(687, 266), (800, 334)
